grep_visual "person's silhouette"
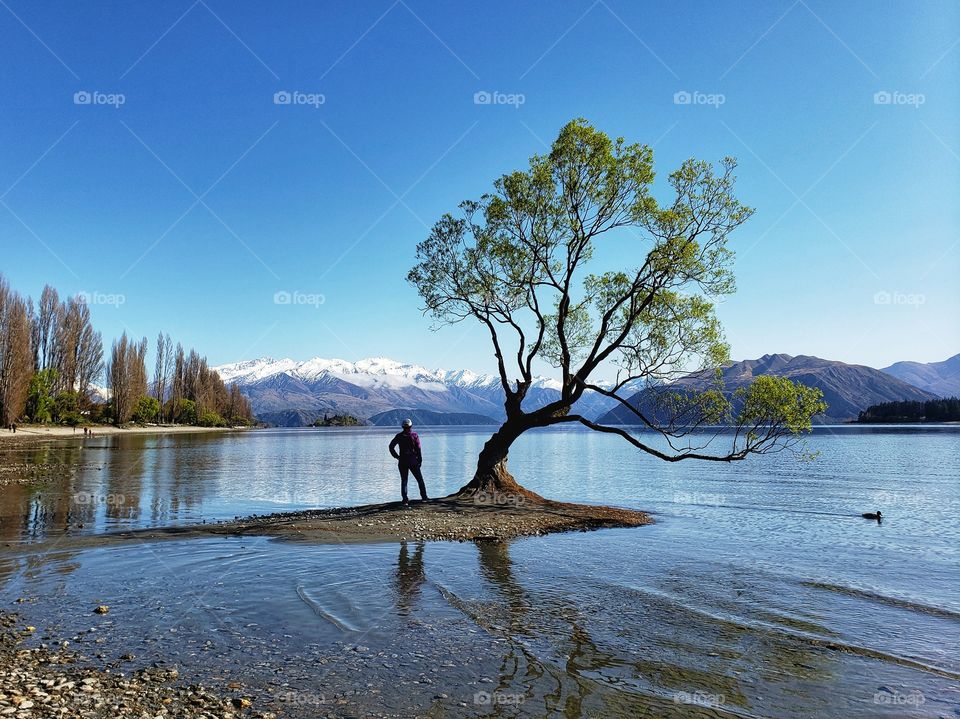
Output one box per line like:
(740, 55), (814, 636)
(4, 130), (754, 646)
(388, 418), (428, 504)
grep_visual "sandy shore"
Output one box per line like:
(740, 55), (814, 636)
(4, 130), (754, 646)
(0, 424), (250, 444)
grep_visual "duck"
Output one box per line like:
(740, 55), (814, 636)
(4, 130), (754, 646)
(861, 510), (882, 520)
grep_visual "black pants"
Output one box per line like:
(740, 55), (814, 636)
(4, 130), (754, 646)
(398, 460), (427, 501)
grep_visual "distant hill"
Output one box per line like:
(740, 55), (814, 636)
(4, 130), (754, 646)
(257, 409), (328, 427)
(369, 408), (499, 426)
(881, 353), (960, 397)
(599, 353), (937, 424)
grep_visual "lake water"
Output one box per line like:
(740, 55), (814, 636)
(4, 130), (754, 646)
(0, 426), (957, 717)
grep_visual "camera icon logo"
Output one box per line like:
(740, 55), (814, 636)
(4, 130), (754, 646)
(274, 91), (292, 105)
(873, 91), (892, 105)
(473, 691), (491, 705)
(74, 91), (92, 105)
(673, 90), (692, 105)
(273, 290), (292, 305)
(473, 91), (492, 105)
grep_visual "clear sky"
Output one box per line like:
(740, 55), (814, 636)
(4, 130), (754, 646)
(2, 0), (958, 377)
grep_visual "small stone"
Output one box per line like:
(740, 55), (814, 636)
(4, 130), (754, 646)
(93, 605), (109, 615)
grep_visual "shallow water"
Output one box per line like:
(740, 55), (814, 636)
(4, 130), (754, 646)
(0, 426), (958, 717)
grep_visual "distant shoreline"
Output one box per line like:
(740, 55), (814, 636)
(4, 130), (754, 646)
(0, 424), (252, 444)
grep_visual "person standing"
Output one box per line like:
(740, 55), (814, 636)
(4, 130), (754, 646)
(389, 419), (428, 505)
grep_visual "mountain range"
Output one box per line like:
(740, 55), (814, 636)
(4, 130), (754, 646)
(599, 353), (940, 425)
(213, 353), (958, 427)
(214, 356), (646, 427)
(881, 354), (960, 398)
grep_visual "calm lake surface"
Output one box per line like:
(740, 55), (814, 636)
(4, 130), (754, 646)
(0, 426), (957, 718)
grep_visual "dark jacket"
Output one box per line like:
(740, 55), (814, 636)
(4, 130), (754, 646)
(389, 430), (422, 465)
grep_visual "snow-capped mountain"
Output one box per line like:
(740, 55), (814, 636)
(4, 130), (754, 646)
(213, 356), (634, 426)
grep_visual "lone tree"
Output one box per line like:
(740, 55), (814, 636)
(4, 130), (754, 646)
(409, 119), (825, 500)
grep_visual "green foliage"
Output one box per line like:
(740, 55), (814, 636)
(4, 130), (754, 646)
(87, 402), (112, 424)
(131, 395), (160, 424)
(408, 118), (748, 382)
(52, 391), (80, 424)
(26, 369), (58, 423)
(173, 398), (197, 425)
(198, 410), (225, 427)
(734, 376), (827, 437)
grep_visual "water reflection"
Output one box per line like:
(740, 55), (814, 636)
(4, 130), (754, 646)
(394, 541), (425, 616)
(0, 434), (224, 541)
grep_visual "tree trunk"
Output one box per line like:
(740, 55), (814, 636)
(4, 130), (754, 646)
(454, 422), (546, 503)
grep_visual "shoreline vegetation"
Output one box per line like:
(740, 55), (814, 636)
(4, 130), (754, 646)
(856, 397), (960, 423)
(310, 413), (365, 427)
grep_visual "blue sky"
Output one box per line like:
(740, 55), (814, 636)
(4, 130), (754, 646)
(1, 0), (958, 378)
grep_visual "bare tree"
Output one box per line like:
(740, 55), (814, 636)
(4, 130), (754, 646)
(153, 332), (172, 420)
(169, 343), (185, 422)
(33, 285), (59, 371)
(0, 278), (33, 425)
(75, 319), (104, 404)
(48, 297), (103, 399)
(108, 332), (148, 425)
(130, 336), (148, 405)
(409, 119), (826, 499)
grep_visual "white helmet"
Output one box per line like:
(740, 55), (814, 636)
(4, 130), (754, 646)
(401, 418), (413, 428)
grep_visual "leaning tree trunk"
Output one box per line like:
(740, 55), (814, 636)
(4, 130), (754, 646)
(454, 422), (546, 504)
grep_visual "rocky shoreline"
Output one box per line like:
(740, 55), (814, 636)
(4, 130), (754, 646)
(0, 611), (268, 719)
(208, 497), (654, 543)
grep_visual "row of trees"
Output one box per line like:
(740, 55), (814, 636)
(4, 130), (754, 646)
(110, 331), (252, 426)
(858, 397), (960, 423)
(0, 274), (253, 427)
(1, 278), (104, 426)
